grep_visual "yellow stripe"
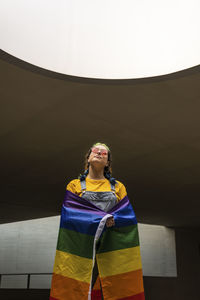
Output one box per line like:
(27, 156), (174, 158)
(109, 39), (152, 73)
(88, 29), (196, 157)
(96, 246), (142, 277)
(53, 250), (93, 283)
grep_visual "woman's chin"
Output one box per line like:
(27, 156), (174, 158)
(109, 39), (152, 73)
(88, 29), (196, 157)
(91, 159), (105, 166)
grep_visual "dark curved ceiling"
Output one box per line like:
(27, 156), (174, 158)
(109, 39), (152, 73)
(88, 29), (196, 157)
(1, 50), (200, 228)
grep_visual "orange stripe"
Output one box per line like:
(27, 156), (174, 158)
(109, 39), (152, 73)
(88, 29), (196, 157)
(93, 275), (101, 290)
(119, 292), (145, 300)
(91, 276), (101, 299)
(101, 269), (144, 300)
(50, 273), (89, 300)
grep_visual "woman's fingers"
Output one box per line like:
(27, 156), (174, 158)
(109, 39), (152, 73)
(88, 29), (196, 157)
(106, 216), (115, 227)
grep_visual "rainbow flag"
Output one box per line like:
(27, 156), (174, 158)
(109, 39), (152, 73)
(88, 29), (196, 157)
(50, 190), (145, 300)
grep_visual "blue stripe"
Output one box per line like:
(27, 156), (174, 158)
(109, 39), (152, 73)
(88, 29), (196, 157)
(60, 201), (137, 235)
(113, 203), (138, 227)
(60, 205), (103, 235)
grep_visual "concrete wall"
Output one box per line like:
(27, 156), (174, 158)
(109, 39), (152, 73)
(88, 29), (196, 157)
(144, 228), (200, 300)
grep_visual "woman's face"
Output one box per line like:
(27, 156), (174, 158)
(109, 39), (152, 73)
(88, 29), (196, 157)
(88, 145), (109, 168)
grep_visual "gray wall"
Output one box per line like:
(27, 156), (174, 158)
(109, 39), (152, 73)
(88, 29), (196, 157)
(144, 228), (200, 300)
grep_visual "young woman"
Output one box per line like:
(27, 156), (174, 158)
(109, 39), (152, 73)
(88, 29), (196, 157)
(66, 143), (127, 299)
(50, 143), (145, 300)
(67, 142), (127, 227)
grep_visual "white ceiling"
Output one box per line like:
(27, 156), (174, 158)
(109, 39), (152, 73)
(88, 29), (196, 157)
(1, 0), (200, 79)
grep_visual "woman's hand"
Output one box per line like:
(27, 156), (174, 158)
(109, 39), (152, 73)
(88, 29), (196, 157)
(106, 216), (115, 227)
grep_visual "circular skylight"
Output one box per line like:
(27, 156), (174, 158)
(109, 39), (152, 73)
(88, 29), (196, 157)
(1, 0), (200, 79)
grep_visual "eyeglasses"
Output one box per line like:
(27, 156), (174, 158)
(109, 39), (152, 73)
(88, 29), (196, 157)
(91, 147), (108, 156)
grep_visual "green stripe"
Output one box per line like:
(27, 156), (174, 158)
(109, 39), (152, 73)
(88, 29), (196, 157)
(97, 224), (139, 254)
(57, 227), (94, 259)
(57, 224), (139, 258)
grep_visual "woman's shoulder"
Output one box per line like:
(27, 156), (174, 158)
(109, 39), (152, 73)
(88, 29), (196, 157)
(67, 178), (80, 185)
(115, 180), (127, 200)
(115, 179), (126, 189)
(66, 178), (81, 192)
(115, 179), (124, 186)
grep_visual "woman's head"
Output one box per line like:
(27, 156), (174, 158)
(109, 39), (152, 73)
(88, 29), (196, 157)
(79, 142), (116, 184)
(85, 142), (112, 174)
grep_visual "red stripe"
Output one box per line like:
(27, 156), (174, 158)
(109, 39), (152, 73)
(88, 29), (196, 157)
(49, 297), (59, 300)
(91, 289), (102, 300)
(119, 292), (145, 300)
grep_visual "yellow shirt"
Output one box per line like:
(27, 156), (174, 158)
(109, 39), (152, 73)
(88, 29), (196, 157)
(66, 177), (127, 202)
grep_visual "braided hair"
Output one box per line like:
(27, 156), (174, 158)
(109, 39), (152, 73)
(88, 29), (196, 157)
(79, 143), (116, 185)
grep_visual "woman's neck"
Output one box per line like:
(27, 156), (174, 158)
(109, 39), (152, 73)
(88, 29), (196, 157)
(87, 165), (105, 180)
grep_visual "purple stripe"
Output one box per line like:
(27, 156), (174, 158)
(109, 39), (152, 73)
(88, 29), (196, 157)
(108, 195), (130, 214)
(64, 190), (106, 216)
(64, 190), (130, 215)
